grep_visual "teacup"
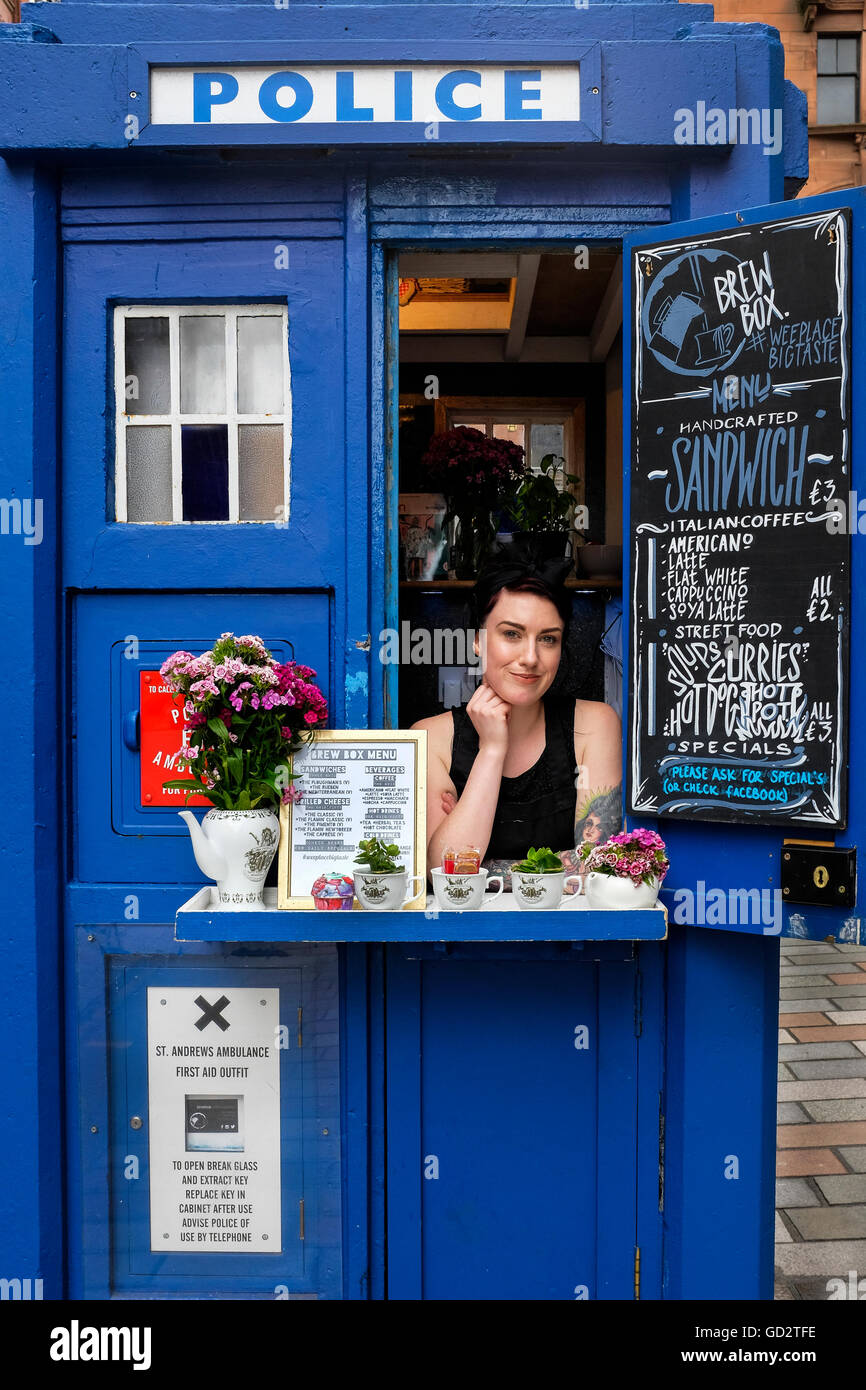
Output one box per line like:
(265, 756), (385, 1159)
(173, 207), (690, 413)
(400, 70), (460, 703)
(354, 870), (425, 912)
(511, 869), (582, 911)
(431, 867), (504, 911)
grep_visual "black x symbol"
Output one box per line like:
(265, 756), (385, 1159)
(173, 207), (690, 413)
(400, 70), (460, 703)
(194, 994), (230, 1032)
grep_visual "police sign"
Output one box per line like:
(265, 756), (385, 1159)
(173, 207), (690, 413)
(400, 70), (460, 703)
(150, 64), (582, 126)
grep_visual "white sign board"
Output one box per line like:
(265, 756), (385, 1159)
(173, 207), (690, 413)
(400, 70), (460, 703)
(150, 64), (581, 126)
(278, 730), (426, 909)
(147, 986), (282, 1253)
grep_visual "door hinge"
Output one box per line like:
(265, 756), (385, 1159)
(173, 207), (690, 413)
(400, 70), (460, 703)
(634, 1246), (640, 1301)
(297, 1005), (303, 1048)
(299, 1198), (305, 1241)
(634, 970), (643, 1037)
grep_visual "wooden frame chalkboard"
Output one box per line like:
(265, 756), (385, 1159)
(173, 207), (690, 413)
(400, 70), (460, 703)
(277, 729), (427, 909)
(628, 208), (850, 828)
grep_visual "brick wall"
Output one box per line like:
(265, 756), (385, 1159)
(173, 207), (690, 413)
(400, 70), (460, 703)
(693, 0), (865, 194)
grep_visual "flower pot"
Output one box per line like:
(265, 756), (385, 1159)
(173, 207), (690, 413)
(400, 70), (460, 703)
(512, 868), (581, 910)
(179, 806), (280, 910)
(354, 870), (426, 912)
(584, 872), (660, 911)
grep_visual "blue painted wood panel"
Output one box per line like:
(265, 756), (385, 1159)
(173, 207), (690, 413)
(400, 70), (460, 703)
(387, 950), (642, 1300)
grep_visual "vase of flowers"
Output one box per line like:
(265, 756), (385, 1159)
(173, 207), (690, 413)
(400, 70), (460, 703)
(579, 829), (669, 910)
(160, 633), (328, 909)
(421, 426), (527, 578)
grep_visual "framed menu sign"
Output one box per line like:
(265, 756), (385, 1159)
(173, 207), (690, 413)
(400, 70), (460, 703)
(629, 207), (850, 828)
(277, 730), (427, 909)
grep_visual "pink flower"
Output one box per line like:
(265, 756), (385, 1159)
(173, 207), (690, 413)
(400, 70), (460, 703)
(281, 785), (304, 805)
(304, 710), (319, 725)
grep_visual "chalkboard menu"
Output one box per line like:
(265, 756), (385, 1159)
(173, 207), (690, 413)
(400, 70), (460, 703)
(629, 208), (850, 827)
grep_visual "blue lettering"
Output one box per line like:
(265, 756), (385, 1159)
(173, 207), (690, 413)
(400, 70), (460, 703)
(193, 72), (239, 124)
(394, 70), (413, 122)
(335, 71), (374, 122)
(504, 70), (542, 120)
(258, 71), (314, 123)
(435, 69), (482, 122)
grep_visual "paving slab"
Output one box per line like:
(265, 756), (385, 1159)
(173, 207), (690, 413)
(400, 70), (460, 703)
(830, 1011), (866, 1025)
(779, 1012), (831, 1027)
(776, 1149), (846, 1177)
(827, 986), (866, 999)
(782, 963), (860, 976)
(837, 1146), (866, 1172)
(785, 1206), (866, 1241)
(776, 1177), (820, 1207)
(774, 1239), (866, 1277)
(801, 1099), (866, 1123)
(779, 1029), (795, 1043)
(775, 1212), (793, 1243)
(854, 1041), (866, 1056)
(780, 977), (836, 989)
(829, 972), (866, 984)
(789, 1059), (866, 1079)
(789, 1025), (866, 1043)
(778, 1101), (809, 1124)
(777, 1079), (866, 1101)
(779, 1042), (860, 1061)
(778, 999), (834, 1013)
(778, 1063), (795, 1081)
(814, 1175), (866, 1205)
(777, 1121), (866, 1147)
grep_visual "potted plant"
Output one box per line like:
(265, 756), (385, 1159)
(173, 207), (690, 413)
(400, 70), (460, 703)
(578, 829), (669, 910)
(352, 837), (425, 912)
(504, 454), (581, 563)
(510, 845), (581, 911)
(160, 633), (328, 910)
(420, 426), (527, 578)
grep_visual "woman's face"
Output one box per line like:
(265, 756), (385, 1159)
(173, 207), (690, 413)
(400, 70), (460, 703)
(475, 588), (564, 706)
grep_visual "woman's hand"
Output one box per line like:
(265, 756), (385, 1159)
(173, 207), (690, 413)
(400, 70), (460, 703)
(466, 680), (512, 756)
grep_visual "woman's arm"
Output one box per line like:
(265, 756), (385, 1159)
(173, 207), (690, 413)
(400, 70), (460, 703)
(412, 682), (511, 872)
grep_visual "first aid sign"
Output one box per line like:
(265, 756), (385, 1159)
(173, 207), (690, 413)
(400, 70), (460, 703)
(150, 64), (581, 126)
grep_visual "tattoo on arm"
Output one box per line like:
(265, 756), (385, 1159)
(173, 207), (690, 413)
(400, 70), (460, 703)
(574, 784), (623, 851)
(480, 857), (514, 891)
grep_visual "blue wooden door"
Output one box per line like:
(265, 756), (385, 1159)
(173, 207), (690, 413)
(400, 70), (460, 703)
(386, 946), (640, 1300)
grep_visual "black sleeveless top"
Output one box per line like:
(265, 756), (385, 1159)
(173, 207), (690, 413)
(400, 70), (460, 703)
(448, 697), (577, 860)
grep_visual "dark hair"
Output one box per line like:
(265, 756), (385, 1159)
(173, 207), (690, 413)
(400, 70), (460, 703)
(472, 540), (572, 637)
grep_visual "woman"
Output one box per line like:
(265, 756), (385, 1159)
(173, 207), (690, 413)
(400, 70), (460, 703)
(412, 543), (623, 888)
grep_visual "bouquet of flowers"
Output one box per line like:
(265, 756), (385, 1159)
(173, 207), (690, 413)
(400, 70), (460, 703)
(159, 632), (328, 810)
(420, 426), (526, 510)
(578, 828), (669, 887)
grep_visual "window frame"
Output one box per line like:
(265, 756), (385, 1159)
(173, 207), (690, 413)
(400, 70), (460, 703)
(815, 33), (862, 127)
(113, 303), (291, 524)
(435, 395), (586, 507)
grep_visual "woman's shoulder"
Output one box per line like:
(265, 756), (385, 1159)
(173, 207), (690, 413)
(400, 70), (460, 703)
(572, 697), (622, 735)
(410, 711), (455, 757)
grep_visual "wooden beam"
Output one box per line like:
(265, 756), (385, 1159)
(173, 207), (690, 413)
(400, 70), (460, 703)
(504, 254), (541, 363)
(399, 253), (520, 277)
(590, 254), (623, 362)
(399, 335), (590, 363)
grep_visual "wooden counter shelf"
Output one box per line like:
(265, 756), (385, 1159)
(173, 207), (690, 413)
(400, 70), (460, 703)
(175, 886), (667, 943)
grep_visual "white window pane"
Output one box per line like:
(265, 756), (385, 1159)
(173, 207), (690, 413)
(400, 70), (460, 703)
(817, 75), (857, 124)
(837, 38), (859, 74)
(237, 316), (284, 415)
(492, 423), (525, 449)
(126, 426), (172, 521)
(125, 317), (170, 415)
(817, 38), (837, 75)
(530, 423), (566, 477)
(238, 425), (284, 520)
(179, 315), (226, 414)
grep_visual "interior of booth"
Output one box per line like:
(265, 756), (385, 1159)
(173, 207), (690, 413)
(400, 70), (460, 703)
(396, 246), (624, 727)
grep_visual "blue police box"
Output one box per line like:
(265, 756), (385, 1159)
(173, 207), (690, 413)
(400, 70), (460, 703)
(1, 0), (863, 1301)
